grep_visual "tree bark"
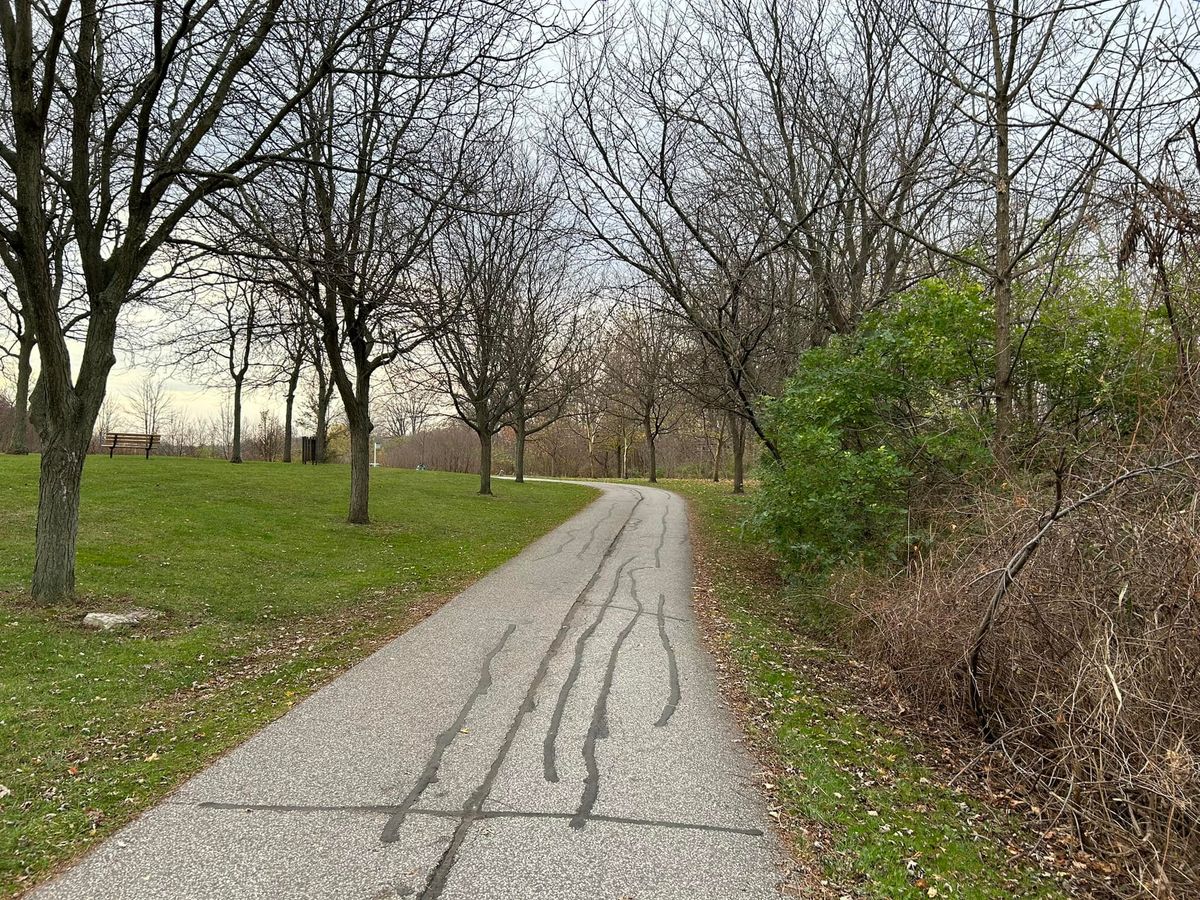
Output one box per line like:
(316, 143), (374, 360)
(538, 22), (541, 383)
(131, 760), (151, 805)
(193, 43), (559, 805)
(231, 378), (245, 463)
(347, 408), (372, 524)
(283, 393), (295, 463)
(472, 400), (494, 495)
(31, 429), (89, 604)
(730, 411), (746, 495)
(644, 413), (657, 483)
(478, 429), (493, 495)
(513, 408), (526, 484)
(315, 378), (331, 463)
(5, 329), (34, 454)
(282, 353), (302, 463)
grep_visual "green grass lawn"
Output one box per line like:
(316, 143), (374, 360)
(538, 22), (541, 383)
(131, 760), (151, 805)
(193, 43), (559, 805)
(668, 479), (1067, 899)
(0, 455), (594, 896)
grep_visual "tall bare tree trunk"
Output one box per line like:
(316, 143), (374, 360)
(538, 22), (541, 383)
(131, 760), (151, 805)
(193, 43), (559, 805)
(478, 429), (493, 496)
(32, 430), (89, 604)
(644, 413), (657, 483)
(474, 401), (493, 495)
(315, 375), (332, 463)
(27, 289), (121, 603)
(282, 354), (302, 463)
(230, 378), (245, 464)
(513, 405), (526, 484)
(5, 330), (34, 454)
(347, 406), (372, 524)
(729, 411), (746, 495)
(990, 0), (1014, 464)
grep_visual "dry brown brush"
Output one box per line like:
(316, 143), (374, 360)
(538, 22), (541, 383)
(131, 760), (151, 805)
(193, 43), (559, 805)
(840, 458), (1200, 897)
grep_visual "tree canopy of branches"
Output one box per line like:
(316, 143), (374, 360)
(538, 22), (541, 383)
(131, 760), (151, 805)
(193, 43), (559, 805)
(0, 0), (372, 601)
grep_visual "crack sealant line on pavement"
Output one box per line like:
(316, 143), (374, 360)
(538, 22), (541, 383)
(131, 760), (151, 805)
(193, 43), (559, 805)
(571, 568), (643, 829)
(193, 801), (764, 838)
(655, 591), (681, 727)
(543, 556), (634, 783)
(416, 490), (645, 900)
(654, 503), (668, 567)
(381, 623), (517, 842)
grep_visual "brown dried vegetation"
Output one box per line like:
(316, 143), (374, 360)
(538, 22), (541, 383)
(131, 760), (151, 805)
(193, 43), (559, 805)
(840, 447), (1200, 897)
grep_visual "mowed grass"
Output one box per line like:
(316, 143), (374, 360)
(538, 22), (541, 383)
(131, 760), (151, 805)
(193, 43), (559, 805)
(0, 455), (595, 896)
(670, 479), (1066, 899)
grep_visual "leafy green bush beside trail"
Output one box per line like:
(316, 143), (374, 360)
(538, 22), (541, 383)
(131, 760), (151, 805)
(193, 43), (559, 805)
(754, 275), (1173, 576)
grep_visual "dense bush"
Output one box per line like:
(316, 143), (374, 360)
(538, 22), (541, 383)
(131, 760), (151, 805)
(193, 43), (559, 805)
(756, 275), (1175, 575)
(755, 278), (993, 572)
(1014, 273), (1175, 444)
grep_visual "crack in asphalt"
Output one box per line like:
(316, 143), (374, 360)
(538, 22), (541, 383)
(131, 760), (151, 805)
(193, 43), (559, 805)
(542, 557), (633, 783)
(572, 504), (615, 560)
(414, 491), (645, 900)
(655, 592), (681, 727)
(380, 623), (516, 842)
(581, 600), (687, 623)
(194, 801), (764, 838)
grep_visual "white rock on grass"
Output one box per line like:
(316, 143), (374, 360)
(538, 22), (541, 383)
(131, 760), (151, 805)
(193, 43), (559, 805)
(82, 610), (161, 631)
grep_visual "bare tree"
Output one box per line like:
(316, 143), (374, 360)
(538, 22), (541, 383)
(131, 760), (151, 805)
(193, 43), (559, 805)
(427, 154), (535, 496)
(604, 294), (684, 483)
(567, 363), (611, 479)
(126, 374), (174, 437)
(0, 0), (370, 602)
(305, 323), (337, 463)
(174, 271), (265, 464)
(251, 409), (285, 462)
(1069, 3), (1200, 389)
(377, 363), (440, 438)
(90, 396), (122, 451)
(887, 0), (1144, 457)
(503, 235), (589, 484)
(558, 23), (791, 464)
(263, 288), (308, 463)
(229, 0), (573, 518)
(557, 0), (951, 482)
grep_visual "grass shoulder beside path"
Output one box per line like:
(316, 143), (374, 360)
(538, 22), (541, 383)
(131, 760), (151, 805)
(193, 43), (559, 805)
(0, 456), (595, 897)
(668, 478), (1072, 900)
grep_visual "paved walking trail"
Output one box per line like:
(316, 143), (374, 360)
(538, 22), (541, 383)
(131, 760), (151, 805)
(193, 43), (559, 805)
(34, 483), (784, 899)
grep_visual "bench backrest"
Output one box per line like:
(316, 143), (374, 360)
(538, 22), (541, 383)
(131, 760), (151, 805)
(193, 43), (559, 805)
(103, 433), (161, 458)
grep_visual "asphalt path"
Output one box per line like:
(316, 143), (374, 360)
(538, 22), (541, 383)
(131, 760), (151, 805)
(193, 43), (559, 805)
(33, 481), (785, 899)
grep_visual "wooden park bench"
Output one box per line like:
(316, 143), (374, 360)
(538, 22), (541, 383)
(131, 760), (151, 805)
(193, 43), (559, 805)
(104, 432), (160, 459)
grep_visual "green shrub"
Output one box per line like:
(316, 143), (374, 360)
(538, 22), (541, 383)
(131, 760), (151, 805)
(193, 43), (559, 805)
(757, 280), (992, 572)
(756, 274), (1176, 575)
(1016, 273), (1174, 439)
